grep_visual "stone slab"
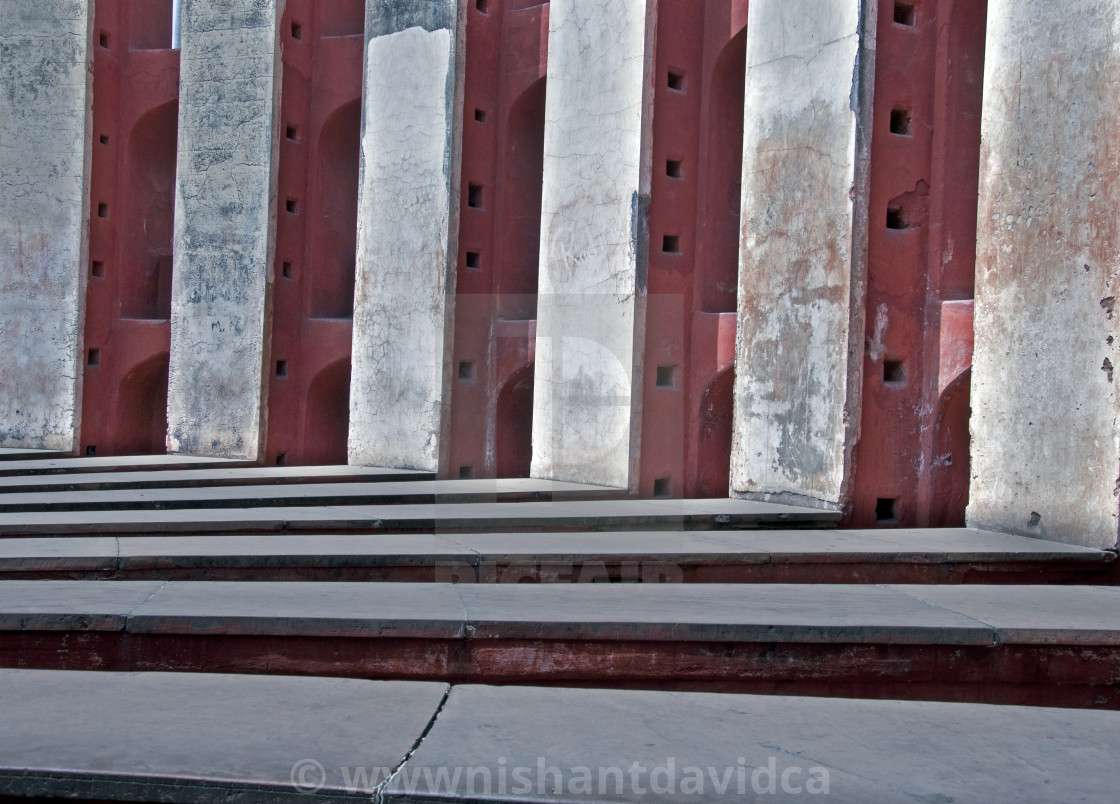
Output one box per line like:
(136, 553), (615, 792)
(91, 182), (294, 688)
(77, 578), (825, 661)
(0, 580), (165, 631)
(0, 454), (253, 478)
(385, 685), (1120, 802)
(167, 0), (282, 459)
(530, 0), (655, 490)
(0, 478), (622, 512)
(349, 0), (464, 472)
(730, 0), (876, 509)
(0, 448), (67, 462)
(0, 0), (93, 452)
(0, 670), (447, 803)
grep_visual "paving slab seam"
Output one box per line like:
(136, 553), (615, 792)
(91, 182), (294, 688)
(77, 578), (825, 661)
(123, 581), (168, 622)
(377, 685), (453, 804)
(885, 585), (999, 645)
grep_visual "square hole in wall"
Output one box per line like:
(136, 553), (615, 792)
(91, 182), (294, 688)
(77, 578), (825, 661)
(285, 125), (300, 142)
(275, 452), (288, 466)
(98, 31), (110, 49)
(890, 108), (911, 135)
(276, 360), (288, 378)
(85, 445), (97, 456)
(281, 261), (292, 279)
(459, 465), (475, 479)
(290, 21), (303, 40)
(458, 361), (475, 382)
(474, 108), (487, 123)
(91, 261), (105, 278)
(97, 203), (108, 219)
(894, 2), (916, 26)
(475, 0), (488, 13)
(667, 71), (685, 91)
(285, 198), (298, 214)
(465, 251), (481, 270)
(655, 365), (677, 388)
(886, 206), (907, 230)
(666, 159), (683, 179)
(883, 359), (905, 384)
(87, 348), (100, 366)
(99, 134), (110, 146)
(662, 234), (681, 254)
(653, 477), (672, 498)
(467, 184), (483, 209)
(876, 497), (899, 523)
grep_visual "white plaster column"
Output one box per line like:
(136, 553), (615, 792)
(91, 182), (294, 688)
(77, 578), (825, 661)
(729, 0), (876, 510)
(968, 0), (1120, 549)
(348, 0), (465, 472)
(0, 0), (94, 451)
(166, 0), (284, 460)
(530, 0), (656, 490)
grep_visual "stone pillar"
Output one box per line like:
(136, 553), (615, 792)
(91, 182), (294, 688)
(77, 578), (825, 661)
(348, 0), (465, 472)
(969, 0), (1120, 550)
(530, 0), (656, 490)
(166, 0), (283, 460)
(0, 0), (94, 452)
(729, 0), (876, 510)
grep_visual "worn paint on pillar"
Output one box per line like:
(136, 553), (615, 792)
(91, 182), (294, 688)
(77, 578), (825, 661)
(0, 0), (93, 451)
(166, 0), (283, 460)
(530, 0), (656, 490)
(348, 0), (465, 472)
(969, 0), (1120, 550)
(730, 0), (876, 510)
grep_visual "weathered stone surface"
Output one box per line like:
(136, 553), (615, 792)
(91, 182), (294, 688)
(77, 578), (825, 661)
(730, 0), (876, 510)
(530, 0), (655, 490)
(0, 0), (93, 451)
(969, 0), (1120, 550)
(349, 0), (464, 472)
(166, 0), (283, 460)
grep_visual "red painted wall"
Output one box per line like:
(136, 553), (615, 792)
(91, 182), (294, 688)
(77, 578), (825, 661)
(81, 0), (179, 457)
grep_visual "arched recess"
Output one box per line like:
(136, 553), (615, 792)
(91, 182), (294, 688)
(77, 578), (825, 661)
(699, 25), (747, 314)
(121, 100), (178, 320)
(127, 0), (174, 50)
(928, 369), (971, 527)
(496, 364), (534, 478)
(114, 352), (170, 455)
(310, 99), (362, 319)
(498, 77), (547, 320)
(694, 368), (734, 497)
(302, 357), (351, 465)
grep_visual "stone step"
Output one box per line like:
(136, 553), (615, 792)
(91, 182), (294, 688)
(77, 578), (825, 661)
(0, 478), (624, 513)
(0, 498), (839, 536)
(0, 454), (255, 477)
(0, 671), (1116, 803)
(0, 528), (1111, 584)
(3, 580), (1119, 708)
(0, 464), (434, 493)
(0, 447), (67, 461)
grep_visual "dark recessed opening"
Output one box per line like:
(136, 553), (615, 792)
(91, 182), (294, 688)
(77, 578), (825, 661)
(291, 21), (303, 40)
(476, 0), (488, 13)
(876, 497), (899, 523)
(276, 360), (288, 378)
(467, 184), (483, 209)
(894, 2), (916, 26)
(656, 365), (676, 388)
(458, 361), (475, 382)
(99, 134), (110, 145)
(666, 159), (682, 179)
(465, 251), (481, 270)
(98, 31), (110, 49)
(474, 108), (487, 123)
(91, 261), (104, 278)
(85, 445), (97, 456)
(883, 359), (905, 384)
(87, 348), (100, 366)
(97, 203), (108, 219)
(285, 198), (298, 214)
(459, 465), (475, 479)
(667, 71), (685, 91)
(890, 108), (911, 135)
(653, 477), (671, 498)
(886, 206), (907, 230)
(285, 125), (299, 142)
(662, 234), (681, 254)
(275, 452), (288, 466)
(281, 261), (292, 279)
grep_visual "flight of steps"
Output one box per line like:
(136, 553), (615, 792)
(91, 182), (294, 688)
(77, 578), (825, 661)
(0, 452), (1118, 801)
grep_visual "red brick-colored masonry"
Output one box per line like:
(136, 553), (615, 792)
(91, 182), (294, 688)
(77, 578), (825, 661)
(848, 0), (986, 527)
(265, 0), (365, 467)
(4, 632), (1118, 711)
(81, 0), (180, 458)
